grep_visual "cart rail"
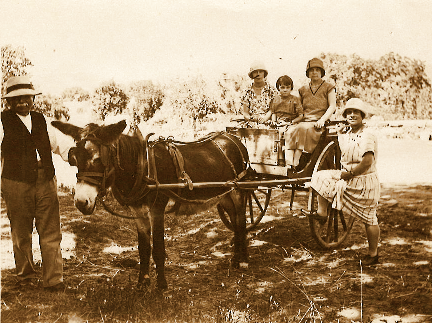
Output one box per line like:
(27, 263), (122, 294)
(145, 177), (311, 190)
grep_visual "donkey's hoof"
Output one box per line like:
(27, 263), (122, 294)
(137, 277), (151, 289)
(156, 279), (168, 290)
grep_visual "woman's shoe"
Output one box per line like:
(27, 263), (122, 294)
(301, 209), (327, 225)
(361, 254), (379, 266)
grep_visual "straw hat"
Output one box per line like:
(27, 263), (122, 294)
(248, 61), (268, 79)
(341, 98), (372, 118)
(306, 58), (325, 77)
(2, 76), (41, 98)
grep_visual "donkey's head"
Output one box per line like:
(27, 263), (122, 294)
(52, 120), (127, 215)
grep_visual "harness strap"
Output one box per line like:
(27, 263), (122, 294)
(161, 187), (235, 204)
(221, 131), (249, 166)
(147, 144), (158, 185)
(211, 139), (238, 177)
(112, 133), (154, 206)
(166, 142), (193, 190)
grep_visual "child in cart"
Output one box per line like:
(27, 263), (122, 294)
(259, 75), (304, 166)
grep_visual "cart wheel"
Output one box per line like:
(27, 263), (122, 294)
(218, 188), (272, 232)
(308, 141), (355, 248)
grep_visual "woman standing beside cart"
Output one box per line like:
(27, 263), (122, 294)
(284, 57), (336, 169)
(309, 98), (380, 266)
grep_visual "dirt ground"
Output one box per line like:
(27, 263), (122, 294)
(1, 182), (431, 322)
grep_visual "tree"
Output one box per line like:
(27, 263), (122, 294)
(1, 45), (33, 109)
(62, 87), (90, 102)
(217, 73), (249, 114)
(92, 81), (129, 120)
(320, 52), (432, 119)
(128, 80), (164, 125)
(34, 94), (70, 121)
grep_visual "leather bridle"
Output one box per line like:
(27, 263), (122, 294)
(72, 136), (116, 198)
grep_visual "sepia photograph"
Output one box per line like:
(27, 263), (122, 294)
(1, 1), (431, 322)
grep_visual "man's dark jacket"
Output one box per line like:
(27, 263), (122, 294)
(1, 110), (55, 183)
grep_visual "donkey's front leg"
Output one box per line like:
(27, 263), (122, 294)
(131, 206), (152, 288)
(232, 191), (249, 268)
(220, 191), (249, 268)
(151, 206), (168, 290)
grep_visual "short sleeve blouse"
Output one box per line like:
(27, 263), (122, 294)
(241, 83), (278, 116)
(298, 81), (335, 122)
(338, 127), (378, 174)
(270, 95), (303, 122)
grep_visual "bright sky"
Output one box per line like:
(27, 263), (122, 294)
(2, 0), (432, 95)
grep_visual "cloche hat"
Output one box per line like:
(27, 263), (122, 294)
(341, 98), (371, 118)
(2, 75), (42, 98)
(248, 61), (268, 79)
(306, 58), (325, 77)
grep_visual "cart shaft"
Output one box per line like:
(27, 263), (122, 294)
(146, 178), (311, 190)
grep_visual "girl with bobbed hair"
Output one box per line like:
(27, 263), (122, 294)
(260, 75), (303, 125)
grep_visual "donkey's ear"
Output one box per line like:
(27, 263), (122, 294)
(97, 120), (127, 143)
(51, 121), (83, 142)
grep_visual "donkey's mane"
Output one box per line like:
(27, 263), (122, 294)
(116, 134), (143, 171)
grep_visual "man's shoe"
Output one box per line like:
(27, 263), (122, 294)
(44, 282), (66, 292)
(301, 209), (327, 225)
(15, 278), (39, 289)
(361, 254), (379, 266)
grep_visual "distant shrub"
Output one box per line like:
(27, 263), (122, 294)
(92, 81), (129, 120)
(62, 87), (91, 102)
(34, 94), (70, 120)
(127, 80), (164, 125)
(320, 52), (432, 119)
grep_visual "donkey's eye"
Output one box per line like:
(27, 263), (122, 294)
(91, 157), (103, 166)
(68, 148), (78, 166)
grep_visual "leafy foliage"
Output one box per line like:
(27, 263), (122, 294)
(62, 87), (91, 102)
(217, 73), (250, 114)
(34, 94), (70, 120)
(320, 52), (432, 119)
(1, 45), (33, 110)
(165, 77), (223, 122)
(92, 81), (129, 120)
(127, 80), (164, 126)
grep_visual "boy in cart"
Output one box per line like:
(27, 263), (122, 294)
(259, 75), (304, 166)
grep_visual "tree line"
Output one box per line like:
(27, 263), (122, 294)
(2, 45), (431, 123)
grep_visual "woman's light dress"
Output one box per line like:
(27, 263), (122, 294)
(285, 81), (335, 153)
(241, 83), (278, 116)
(311, 127), (380, 225)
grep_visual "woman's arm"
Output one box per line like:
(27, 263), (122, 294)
(291, 114), (304, 124)
(259, 109), (273, 123)
(316, 89), (336, 128)
(341, 152), (375, 180)
(241, 103), (252, 121)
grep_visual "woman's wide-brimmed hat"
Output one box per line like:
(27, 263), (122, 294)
(306, 57), (325, 77)
(341, 98), (372, 118)
(2, 75), (42, 98)
(248, 61), (268, 79)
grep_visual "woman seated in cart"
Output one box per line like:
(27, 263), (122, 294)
(240, 61), (278, 122)
(284, 57), (336, 169)
(308, 98), (381, 266)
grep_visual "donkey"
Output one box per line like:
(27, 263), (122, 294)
(52, 120), (250, 289)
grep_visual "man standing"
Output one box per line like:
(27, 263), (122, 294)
(1, 76), (67, 291)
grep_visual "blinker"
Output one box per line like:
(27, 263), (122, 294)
(99, 144), (110, 167)
(68, 147), (78, 166)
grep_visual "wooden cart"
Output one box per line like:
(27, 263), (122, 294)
(219, 123), (355, 249)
